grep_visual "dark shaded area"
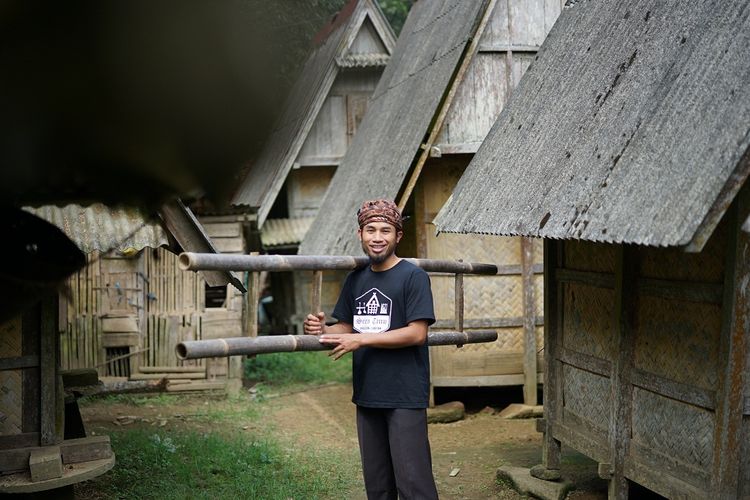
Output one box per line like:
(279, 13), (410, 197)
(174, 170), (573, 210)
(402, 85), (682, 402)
(0, 1), (360, 210)
(434, 385), (544, 412)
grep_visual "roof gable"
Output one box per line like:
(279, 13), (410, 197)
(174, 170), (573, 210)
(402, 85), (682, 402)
(232, 0), (396, 226)
(299, 0), (491, 256)
(435, 0), (750, 250)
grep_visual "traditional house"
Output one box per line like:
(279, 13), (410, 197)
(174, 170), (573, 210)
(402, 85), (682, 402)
(435, 0), (750, 497)
(300, 0), (564, 403)
(230, 0), (396, 332)
(25, 200), (245, 387)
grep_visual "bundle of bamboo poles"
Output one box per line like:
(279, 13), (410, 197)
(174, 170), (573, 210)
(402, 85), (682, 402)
(176, 330), (498, 360)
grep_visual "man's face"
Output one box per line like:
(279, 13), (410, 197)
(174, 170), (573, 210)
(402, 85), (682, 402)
(358, 221), (402, 264)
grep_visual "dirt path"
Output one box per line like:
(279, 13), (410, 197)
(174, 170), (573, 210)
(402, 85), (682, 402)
(80, 384), (608, 499)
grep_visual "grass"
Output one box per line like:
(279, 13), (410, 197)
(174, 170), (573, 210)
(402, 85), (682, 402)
(77, 352), (359, 499)
(78, 428), (352, 500)
(244, 351), (352, 388)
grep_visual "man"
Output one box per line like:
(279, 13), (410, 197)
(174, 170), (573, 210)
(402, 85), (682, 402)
(303, 199), (439, 500)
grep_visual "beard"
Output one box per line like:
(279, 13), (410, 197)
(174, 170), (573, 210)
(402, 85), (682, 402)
(361, 239), (395, 264)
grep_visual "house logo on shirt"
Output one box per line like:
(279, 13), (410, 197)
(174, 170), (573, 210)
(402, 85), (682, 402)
(353, 288), (392, 333)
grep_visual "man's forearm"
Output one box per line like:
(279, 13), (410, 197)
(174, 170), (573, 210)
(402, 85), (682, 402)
(358, 321), (428, 349)
(323, 322), (353, 335)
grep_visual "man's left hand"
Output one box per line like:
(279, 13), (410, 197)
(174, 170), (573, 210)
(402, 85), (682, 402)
(319, 334), (363, 360)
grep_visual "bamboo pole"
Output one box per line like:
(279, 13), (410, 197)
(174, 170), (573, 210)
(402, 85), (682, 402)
(179, 253), (498, 275)
(176, 330), (498, 360)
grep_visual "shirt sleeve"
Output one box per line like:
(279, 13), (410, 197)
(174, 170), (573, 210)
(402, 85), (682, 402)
(405, 268), (435, 326)
(332, 272), (355, 324)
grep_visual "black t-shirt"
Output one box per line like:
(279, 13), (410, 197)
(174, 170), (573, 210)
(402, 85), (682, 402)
(332, 259), (435, 409)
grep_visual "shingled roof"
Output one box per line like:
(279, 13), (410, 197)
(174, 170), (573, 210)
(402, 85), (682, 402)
(434, 0), (750, 251)
(232, 0), (395, 227)
(300, 0), (489, 256)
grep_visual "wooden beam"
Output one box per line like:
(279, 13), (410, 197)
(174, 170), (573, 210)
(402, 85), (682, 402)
(631, 368), (715, 411)
(397, 0), (498, 211)
(40, 294), (59, 446)
(454, 272), (464, 333)
(521, 238), (538, 405)
(432, 316), (543, 329)
(710, 187), (749, 497)
(542, 239), (562, 471)
(0, 355), (39, 371)
(558, 347), (611, 378)
(608, 245), (637, 499)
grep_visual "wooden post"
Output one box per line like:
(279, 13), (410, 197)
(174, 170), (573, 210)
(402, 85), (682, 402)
(609, 244), (637, 499)
(40, 293), (61, 446)
(233, 253), (260, 379)
(522, 237), (538, 405)
(710, 188), (749, 498)
(541, 239), (562, 472)
(311, 270), (323, 315)
(454, 271), (464, 333)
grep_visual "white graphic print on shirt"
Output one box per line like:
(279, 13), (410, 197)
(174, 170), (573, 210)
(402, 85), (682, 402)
(353, 288), (392, 333)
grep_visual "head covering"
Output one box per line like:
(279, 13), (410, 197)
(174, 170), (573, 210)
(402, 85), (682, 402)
(357, 199), (403, 231)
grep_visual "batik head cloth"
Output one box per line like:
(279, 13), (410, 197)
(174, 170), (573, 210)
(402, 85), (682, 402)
(357, 199), (403, 231)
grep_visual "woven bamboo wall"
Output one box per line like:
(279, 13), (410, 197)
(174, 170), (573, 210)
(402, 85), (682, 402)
(0, 317), (23, 436)
(420, 159), (543, 386)
(60, 248), (206, 374)
(556, 212), (733, 496)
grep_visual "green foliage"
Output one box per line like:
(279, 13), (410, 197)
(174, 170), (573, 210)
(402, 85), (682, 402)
(81, 429), (350, 499)
(378, 0), (413, 35)
(244, 351), (352, 387)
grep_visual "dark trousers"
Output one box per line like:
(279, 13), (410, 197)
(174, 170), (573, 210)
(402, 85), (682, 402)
(356, 406), (439, 500)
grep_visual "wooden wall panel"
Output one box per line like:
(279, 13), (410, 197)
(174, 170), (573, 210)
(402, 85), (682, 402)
(634, 296), (721, 392)
(562, 364), (611, 432)
(631, 387), (714, 473)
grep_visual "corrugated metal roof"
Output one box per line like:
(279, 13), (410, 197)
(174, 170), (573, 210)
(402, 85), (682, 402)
(24, 204), (168, 254)
(300, 0), (488, 256)
(232, 0), (396, 227)
(261, 217), (314, 248)
(435, 0), (750, 250)
(336, 53), (390, 68)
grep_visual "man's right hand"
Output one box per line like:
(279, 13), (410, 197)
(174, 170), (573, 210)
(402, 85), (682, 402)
(303, 312), (326, 335)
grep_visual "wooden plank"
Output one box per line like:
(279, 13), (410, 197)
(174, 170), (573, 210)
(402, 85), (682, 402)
(0, 433), (39, 452)
(138, 366), (205, 374)
(551, 423), (609, 465)
(101, 333), (139, 348)
(129, 373), (205, 381)
(559, 347), (611, 378)
(556, 268), (615, 288)
(432, 316), (543, 329)
(22, 305), (40, 436)
(0, 436), (112, 474)
(211, 238), (245, 254)
(202, 222), (241, 238)
(40, 294), (58, 446)
(521, 237), (537, 405)
(101, 316), (138, 333)
(627, 441), (710, 495)
(638, 278), (723, 304)
(631, 368), (715, 411)
(542, 239), (562, 471)
(0, 355), (39, 371)
(60, 436), (112, 464)
(430, 373), (542, 387)
(625, 447), (709, 499)
(711, 189), (749, 497)
(608, 245), (637, 499)
(165, 381), (226, 392)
